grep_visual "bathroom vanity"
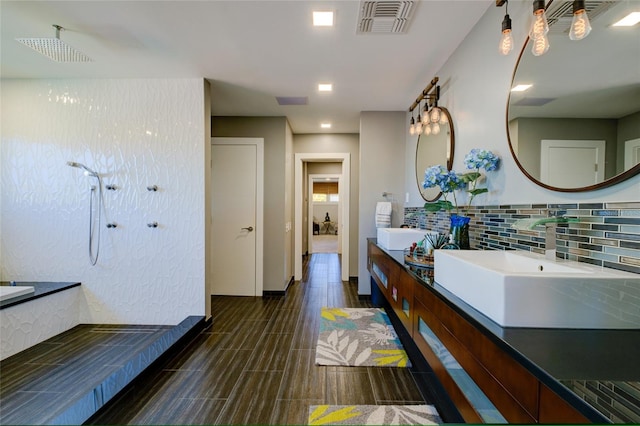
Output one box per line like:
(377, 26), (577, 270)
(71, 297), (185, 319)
(368, 239), (639, 423)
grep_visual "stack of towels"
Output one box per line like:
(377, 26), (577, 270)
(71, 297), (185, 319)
(375, 202), (392, 228)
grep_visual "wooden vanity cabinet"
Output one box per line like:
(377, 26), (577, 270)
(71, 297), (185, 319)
(367, 240), (593, 424)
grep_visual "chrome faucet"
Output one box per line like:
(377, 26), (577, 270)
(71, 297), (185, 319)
(544, 210), (566, 260)
(513, 210), (578, 260)
(545, 222), (557, 260)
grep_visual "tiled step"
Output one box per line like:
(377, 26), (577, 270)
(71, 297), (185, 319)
(0, 316), (205, 425)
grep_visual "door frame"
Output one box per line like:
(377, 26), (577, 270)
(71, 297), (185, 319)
(211, 137), (264, 296)
(308, 173), (342, 254)
(625, 138), (640, 171)
(295, 153), (350, 281)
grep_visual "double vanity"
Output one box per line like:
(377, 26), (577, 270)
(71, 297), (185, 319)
(368, 233), (640, 423)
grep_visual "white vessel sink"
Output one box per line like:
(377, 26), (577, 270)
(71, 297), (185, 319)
(0, 286), (35, 302)
(377, 228), (437, 251)
(434, 250), (640, 329)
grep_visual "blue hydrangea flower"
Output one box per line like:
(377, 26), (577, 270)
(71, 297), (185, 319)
(422, 165), (447, 189)
(464, 149), (500, 172)
(439, 170), (466, 193)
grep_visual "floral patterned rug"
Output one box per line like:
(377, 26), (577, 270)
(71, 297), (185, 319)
(315, 307), (411, 367)
(308, 405), (441, 425)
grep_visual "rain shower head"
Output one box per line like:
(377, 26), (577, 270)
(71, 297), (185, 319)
(16, 25), (92, 63)
(67, 161), (98, 177)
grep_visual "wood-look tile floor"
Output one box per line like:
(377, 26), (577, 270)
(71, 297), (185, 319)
(90, 254), (430, 425)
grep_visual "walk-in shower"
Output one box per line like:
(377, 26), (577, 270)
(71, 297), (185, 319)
(67, 161), (102, 265)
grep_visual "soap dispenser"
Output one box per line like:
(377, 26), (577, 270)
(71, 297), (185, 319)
(441, 234), (459, 250)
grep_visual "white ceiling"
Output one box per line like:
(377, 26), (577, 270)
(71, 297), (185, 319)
(0, 0), (492, 134)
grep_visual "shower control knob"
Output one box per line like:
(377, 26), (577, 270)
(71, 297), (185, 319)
(147, 222), (159, 228)
(106, 223), (117, 228)
(147, 185), (158, 192)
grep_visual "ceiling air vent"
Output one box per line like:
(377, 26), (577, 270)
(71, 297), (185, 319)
(357, 1), (416, 34)
(545, 0), (617, 34)
(276, 96), (308, 106)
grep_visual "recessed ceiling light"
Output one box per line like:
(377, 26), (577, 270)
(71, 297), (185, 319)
(313, 11), (334, 27)
(321, 123), (332, 129)
(612, 12), (640, 27)
(511, 84), (533, 92)
(318, 83), (333, 92)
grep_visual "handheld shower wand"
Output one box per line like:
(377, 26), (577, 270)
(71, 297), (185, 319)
(67, 161), (99, 177)
(68, 161), (102, 265)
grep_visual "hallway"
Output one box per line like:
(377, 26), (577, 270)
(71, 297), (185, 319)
(89, 254), (433, 425)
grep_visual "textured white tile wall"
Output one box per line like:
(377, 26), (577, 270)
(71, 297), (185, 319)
(1, 79), (206, 324)
(0, 287), (82, 360)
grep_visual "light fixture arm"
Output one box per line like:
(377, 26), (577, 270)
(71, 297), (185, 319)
(408, 77), (439, 112)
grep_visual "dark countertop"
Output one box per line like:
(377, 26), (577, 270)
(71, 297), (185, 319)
(372, 240), (640, 422)
(0, 281), (81, 309)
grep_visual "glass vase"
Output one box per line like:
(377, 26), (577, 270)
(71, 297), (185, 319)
(450, 214), (471, 249)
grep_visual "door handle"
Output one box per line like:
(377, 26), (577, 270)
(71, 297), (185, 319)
(241, 226), (254, 232)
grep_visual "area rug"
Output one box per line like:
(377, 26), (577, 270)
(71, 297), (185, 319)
(308, 405), (441, 425)
(315, 307), (411, 367)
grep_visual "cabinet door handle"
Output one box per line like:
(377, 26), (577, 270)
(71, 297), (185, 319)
(241, 226), (254, 232)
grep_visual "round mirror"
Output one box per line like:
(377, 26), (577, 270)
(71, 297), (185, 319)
(416, 107), (454, 201)
(507, 1), (639, 192)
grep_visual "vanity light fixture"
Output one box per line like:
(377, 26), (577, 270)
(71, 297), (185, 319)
(408, 77), (439, 136)
(497, 0), (514, 55)
(569, 0), (591, 40)
(320, 122), (332, 129)
(318, 83), (333, 92)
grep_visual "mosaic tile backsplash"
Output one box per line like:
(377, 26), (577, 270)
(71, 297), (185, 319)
(404, 201), (640, 275)
(405, 201), (640, 422)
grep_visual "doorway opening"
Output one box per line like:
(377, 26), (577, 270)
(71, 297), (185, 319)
(295, 153), (350, 282)
(309, 174), (340, 254)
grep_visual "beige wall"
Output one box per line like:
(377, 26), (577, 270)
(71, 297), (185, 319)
(359, 112), (406, 294)
(294, 134), (359, 277)
(211, 116), (291, 291)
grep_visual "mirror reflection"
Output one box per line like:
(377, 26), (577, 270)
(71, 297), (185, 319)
(416, 107), (454, 201)
(507, 0), (639, 191)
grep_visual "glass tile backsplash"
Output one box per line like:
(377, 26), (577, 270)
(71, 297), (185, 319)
(405, 201), (640, 422)
(404, 202), (640, 275)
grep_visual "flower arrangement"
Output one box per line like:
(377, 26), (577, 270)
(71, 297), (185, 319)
(422, 149), (500, 215)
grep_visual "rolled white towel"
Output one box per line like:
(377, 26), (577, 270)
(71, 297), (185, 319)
(375, 202), (392, 228)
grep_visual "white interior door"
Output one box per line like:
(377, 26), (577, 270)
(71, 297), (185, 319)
(541, 140), (605, 187)
(625, 138), (640, 171)
(211, 138), (263, 296)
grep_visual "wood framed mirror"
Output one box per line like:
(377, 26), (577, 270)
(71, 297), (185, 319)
(506, 0), (639, 192)
(415, 107), (454, 201)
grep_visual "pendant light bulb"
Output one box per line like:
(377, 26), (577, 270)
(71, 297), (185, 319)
(431, 122), (441, 135)
(569, 0), (591, 40)
(409, 116), (415, 136)
(422, 103), (429, 125)
(529, 0), (549, 40)
(499, 13), (514, 55)
(415, 116), (422, 134)
(531, 33), (550, 56)
(430, 107), (441, 124)
(424, 123), (432, 136)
